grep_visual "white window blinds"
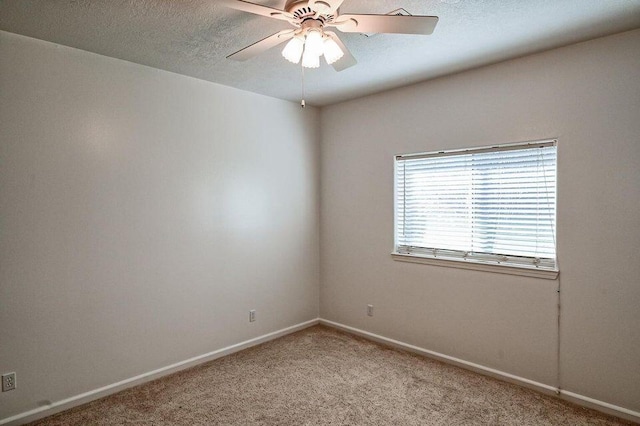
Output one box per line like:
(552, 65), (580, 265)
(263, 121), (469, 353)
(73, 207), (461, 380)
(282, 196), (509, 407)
(395, 141), (557, 271)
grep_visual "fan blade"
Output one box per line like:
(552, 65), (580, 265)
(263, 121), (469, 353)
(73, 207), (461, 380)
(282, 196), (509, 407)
(309, 0), (345, 14)
(222, 0), (295, 22)
(324, 31), (357, 72)
(227, 30), (295, 61)
(333, 14), (438, 35)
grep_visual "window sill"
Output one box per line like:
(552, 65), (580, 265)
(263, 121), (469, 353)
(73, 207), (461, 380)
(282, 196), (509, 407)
(391, 252), (559, 280)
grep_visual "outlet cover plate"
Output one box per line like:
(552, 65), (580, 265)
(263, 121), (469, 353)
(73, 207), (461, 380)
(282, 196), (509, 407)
(2, 372), (16, 392)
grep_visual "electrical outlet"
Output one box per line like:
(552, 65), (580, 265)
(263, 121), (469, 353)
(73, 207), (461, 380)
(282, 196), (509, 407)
(2, 372), (16, 392)
(367, 304), (374, 317)
(249, 310), (256, 322)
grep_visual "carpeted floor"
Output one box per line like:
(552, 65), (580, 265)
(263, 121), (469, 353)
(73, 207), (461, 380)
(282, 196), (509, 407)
(31, 325), (632, 425)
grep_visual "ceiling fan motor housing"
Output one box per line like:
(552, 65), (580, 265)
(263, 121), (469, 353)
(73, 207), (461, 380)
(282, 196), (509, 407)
(285, 0), (336, 24)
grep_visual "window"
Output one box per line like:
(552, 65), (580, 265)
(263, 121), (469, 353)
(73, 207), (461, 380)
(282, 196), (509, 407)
(394, 140), (557, 277)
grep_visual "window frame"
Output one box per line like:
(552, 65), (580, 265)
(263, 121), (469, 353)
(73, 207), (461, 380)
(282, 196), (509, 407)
(392, 139), (559, 280)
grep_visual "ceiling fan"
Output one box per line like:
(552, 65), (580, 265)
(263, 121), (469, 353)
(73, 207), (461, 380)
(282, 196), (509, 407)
(223, 0), (439, 71)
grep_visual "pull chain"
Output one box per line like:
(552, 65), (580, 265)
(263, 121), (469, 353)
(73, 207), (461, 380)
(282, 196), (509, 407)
(301, 64), (306, 108)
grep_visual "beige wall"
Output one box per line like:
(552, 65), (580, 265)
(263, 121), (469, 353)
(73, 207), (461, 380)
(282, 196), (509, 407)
(320, 29), (640, 413)
(1, 26), (639, 423)
(0, 31), (319, 420)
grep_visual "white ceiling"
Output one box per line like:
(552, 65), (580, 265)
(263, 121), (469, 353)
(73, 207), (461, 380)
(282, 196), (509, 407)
(1, 0), (639, 106)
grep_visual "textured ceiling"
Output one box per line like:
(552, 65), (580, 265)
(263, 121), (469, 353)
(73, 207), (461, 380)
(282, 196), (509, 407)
(1, 0), (639, 106)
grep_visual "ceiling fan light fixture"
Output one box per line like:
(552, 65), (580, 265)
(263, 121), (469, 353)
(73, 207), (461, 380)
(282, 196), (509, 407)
(282, 36), (304, 64)
(301, 47), (321, 68)
(304, 30), (324, 57)
(323, 38), (344, 65)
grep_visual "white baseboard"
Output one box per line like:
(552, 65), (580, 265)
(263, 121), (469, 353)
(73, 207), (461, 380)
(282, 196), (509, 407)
(319, 319), (640, 424)
(4, 318), (637, 425)
(560, 390), (640, 424)
(0, 318), (320, 426)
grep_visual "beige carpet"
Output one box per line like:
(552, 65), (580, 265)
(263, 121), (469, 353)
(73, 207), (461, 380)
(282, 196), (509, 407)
(31, 325), (632, 425)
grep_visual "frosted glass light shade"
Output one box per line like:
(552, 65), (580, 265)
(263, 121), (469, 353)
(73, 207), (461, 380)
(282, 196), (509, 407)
(323, 38), (344, 65)
(301, 48), (320, 68)
(282, 37), (304, 64)
(305, 30), (324, 57)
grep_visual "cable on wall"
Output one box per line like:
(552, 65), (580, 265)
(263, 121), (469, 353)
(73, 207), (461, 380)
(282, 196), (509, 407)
(539, 140), (561, 394)
(300, 63), (306, 108)
(556, 271), (562, 394)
